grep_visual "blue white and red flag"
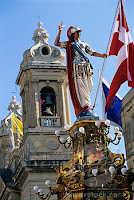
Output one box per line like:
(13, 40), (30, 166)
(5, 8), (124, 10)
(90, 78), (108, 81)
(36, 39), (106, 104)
(100, 77), (122, 130)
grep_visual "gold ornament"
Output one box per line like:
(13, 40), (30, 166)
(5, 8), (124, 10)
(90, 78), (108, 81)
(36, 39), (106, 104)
(123, 190), (130, 200)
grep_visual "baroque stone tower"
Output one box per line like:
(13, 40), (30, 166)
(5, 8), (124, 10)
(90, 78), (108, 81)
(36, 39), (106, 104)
(15, 22), (72, 200)
(0, 22), (72, 200)
(0, 96), (22, 168)
(16, 21), (71, 132)
(0, 97), (23, 200)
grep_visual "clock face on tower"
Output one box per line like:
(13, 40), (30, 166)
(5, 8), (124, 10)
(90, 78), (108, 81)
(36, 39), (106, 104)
(45, 138), (60, 151)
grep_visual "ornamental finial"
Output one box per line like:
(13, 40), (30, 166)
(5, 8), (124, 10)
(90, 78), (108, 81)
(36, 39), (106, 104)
(38, 21), (42, 28)
(12, 96), (16, 101)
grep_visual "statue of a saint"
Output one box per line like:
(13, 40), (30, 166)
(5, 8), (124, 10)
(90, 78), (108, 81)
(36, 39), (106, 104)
(54, 24), (107, 117)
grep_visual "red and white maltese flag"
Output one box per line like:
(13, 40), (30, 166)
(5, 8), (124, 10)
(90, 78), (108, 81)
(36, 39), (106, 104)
(105, 0), (134, 112)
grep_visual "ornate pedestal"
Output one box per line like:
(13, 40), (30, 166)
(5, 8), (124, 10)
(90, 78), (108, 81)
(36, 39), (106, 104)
(52, 117), (133, 200)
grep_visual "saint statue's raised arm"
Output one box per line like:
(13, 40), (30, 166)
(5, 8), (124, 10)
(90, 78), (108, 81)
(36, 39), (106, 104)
(54, 24), (107, 118)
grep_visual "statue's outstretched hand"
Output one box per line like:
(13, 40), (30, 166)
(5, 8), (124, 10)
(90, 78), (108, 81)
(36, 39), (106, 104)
(102, 53), (107, 58)
(58, 21), (63, 33)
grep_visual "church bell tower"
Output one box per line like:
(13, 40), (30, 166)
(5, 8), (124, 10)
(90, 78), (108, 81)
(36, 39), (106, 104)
(16, 22), (71, 132)
(15, 22), (72, 200)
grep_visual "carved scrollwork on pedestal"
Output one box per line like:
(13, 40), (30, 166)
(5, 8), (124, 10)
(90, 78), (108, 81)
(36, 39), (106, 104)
(73, 192), (83, 200)
(123, 190), (131, 200)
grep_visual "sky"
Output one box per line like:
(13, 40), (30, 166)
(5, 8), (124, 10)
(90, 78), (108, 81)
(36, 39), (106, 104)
(0, 0), (134, 157)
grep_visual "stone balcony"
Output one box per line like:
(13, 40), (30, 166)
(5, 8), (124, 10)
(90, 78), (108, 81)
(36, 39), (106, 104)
(40, 116), (61, 127)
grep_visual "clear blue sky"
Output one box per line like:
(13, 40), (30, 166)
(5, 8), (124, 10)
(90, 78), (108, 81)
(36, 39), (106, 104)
(0, 0), (133, 156)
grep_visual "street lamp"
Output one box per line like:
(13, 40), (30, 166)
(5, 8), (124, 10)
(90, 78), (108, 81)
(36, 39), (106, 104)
(33, 180), (54, 200)
(55, 129), (72, 149)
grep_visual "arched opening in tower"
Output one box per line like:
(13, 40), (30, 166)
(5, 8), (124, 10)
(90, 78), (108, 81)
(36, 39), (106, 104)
(40, 87), (56, 116)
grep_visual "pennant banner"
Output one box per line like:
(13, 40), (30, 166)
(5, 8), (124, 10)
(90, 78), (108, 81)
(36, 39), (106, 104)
(12, 114), (23, 136)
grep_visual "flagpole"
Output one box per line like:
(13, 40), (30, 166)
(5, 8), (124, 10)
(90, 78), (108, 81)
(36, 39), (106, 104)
(92, 0), (121, 110)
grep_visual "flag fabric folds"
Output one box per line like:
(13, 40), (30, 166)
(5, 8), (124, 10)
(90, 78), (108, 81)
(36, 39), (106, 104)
(105, 0), (134, 112)
(100, 77), (122, 130)
(12, 114), (23, 136)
